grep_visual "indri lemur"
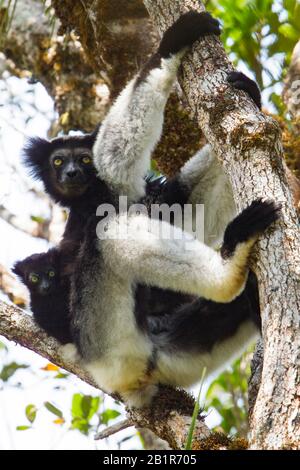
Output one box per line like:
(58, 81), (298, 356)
(15, 12), (280, 406)
(18, 68), (262, 339)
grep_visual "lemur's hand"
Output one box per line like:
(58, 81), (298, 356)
(227, 71), (262, 109)
(221, 199), (281, 258)
(158, 11), (221, 58)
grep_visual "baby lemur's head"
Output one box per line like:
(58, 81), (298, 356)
(13, 250), (60, 296)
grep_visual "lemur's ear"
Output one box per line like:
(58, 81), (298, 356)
(22, 137), (53, 181)
(12, 261), (25, 280)
(88, 124), (101, 147)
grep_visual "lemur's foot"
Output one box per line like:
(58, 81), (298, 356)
(221, 199), (281, 258)
(227, 71), (261, 109)
(159, 11), (221, 58)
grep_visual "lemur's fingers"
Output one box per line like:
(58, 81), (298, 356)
(227, 71), (262, 109)
(221, 199), (281, 258)
(158, 11), (221, 58)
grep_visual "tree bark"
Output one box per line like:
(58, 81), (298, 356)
(144, 0), (300, 450)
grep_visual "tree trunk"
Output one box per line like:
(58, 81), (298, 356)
(144, 0), (300, 450)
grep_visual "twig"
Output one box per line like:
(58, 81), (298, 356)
(94, 418), (133, 441)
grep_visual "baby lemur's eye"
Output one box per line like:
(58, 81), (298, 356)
(29, 273), (39, 284)
(81, 155), (92, 165)
(48, 270), (56, 278)
(53, 158), (63, 167)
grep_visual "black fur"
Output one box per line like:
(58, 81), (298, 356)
(158, 11), (220, 58)
(227, 71), (262, 109)
(147, 273), (260, 354)
(13, 248), (73, 344)
(221, 199), (281, 258)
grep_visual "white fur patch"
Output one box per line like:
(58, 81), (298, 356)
(179, 144), (236, 248)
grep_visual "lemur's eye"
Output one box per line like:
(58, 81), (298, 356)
(48, 270), (55, 278)
(29, 273), (39, 284)
(81, 155), (92, 164)
(53, 158), (63, 167)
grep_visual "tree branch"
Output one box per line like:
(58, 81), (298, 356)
(0, 204), (50, 240)
(144, 0), (300, 450)
(94, 418), (133, 441)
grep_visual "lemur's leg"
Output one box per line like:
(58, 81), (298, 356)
(93, 11), (220, 201)
(102, 200), (280, 303)
(177, 144), (236, 247)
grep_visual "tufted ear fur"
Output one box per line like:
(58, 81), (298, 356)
(12, 259), (27, 281)
(22, 137), (54, 181)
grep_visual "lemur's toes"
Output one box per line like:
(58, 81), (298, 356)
(227, 71), (261, 109)
(221, 199), (281, 258)
(159, 11), (221, 58)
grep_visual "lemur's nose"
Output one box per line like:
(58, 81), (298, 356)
(67, 170), (78, 178)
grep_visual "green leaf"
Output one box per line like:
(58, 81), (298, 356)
(71, 393), (100, 420)
(16, 426), (31, 431)
(278, 23), (299, 40)
(71, 394), (83, 418)
(71, 417), (90, 435)
(82, 396), (100, 420)
(0, 341), (7, 351)
(100, 409), (121, 426)
(25, 404), (37, 424)
(0, 362), (29, 382)
(44, 402), (63, 419)
(54, 373), (69, 379)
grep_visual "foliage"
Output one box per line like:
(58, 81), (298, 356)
(0, 361), (29, 382)
(205, 351), (252, 438)
(206, 0), (300, 112)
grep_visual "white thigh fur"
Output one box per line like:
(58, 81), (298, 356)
(179, 144), (236, 247)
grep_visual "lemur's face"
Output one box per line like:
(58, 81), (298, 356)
(13, 254), (60, 296)
(25, 264), (58, 295)
(50, 147), (96, 197)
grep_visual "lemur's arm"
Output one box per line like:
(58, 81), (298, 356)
(93, 12), (220, 201)
(102, 200), (280, 303)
